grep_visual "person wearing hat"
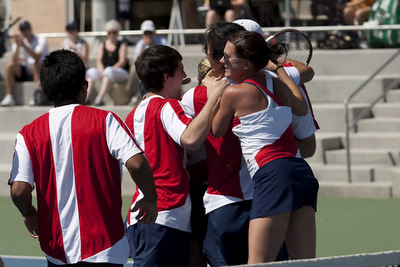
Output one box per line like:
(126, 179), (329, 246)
(132, 20), (167, 61)
(60, 21), (89, 66)
(1, 20), (49, 106)
(127, 20), (167, 106)
(85, 19), (130, 106)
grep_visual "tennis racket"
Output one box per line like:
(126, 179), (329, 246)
(266, 29), (313, 66)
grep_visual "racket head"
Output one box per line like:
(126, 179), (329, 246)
(267, 29), (313, 65)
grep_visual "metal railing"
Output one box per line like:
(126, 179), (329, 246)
(37, 24), (400, 41)
(344, 47), (400, 183)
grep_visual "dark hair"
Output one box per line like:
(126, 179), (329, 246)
(205, 22), (245, 61)
(228, 31), (272, 70)
(135, 45), (183, 92)
(40, 50), (86, 105)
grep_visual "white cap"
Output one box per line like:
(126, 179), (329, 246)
(233, 19), (263, 36)
(140, 20), (156, 32)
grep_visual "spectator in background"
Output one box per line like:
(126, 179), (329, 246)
(116, 0), (132, 30)
(338, 0), (375, 25)
(127, 20), (167, 105)
(60, 21), (89, 66)
(1, 20), (48, 106)
(132, 20), (167, 61)
(203, 0), (246, 28)
(86, 19), (130, 106)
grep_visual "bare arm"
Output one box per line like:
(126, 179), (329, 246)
(126, 153), (158, 223)
(296, 134), (316, 158)
(180, 77), (229, 151)
(114, 42), (128, 69)
(79, 40), (90, 66)
(274, 76), (308, 116)
(211, 86), (236, 138)
(96, 42), (105, 72)
(10, 181), (39, 238)
(285, 58), (315, 84)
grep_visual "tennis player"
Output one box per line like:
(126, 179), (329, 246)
(124, 45), (228, 267)
(8, 49), (158, 266)
(212, 30), (319, 263)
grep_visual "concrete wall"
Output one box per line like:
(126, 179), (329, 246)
(10, 0), (66, 46)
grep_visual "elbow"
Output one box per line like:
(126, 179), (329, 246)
(182, 139), (203, 152)
(211, 128), (223, 139)
(300, 147), (316, 158)
(10, 181), (32, 199)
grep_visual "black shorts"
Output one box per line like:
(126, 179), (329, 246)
(15, 65), (33, 82)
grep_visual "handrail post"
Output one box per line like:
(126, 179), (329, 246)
(343, 47), (400, 184)
(344, 100), (352, 183)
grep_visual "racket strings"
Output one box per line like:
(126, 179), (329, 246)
(272, 31), (312, 65)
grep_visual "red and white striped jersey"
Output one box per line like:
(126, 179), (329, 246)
(125, 95), (192, 232)
(9, 104), (143, 264)
(181, 86), (253, 214)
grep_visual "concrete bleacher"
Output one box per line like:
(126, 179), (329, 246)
(1, 43), (400, 198)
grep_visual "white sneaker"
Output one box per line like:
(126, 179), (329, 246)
(0, 94), (15, 106)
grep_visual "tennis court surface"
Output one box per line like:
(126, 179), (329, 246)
(1, 256), (133, 266)
(2, 251), (400, 266)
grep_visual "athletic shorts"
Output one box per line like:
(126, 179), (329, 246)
(47, 261), (122, 266)
(251, 157), (319, 220)
(202, 200), (251, 266)
(126, 223), (190, 267)
(16, 65), (33, 82)
(190, 181), (208, 239)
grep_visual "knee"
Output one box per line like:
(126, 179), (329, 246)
(102, 67), (114, 80)
(5, 61), (16, 73)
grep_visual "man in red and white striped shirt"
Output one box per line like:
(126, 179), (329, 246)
(8, 50), (158, 266)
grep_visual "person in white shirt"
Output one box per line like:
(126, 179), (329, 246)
(1, 20), (49, 106)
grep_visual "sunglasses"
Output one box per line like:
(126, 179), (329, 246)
(107, 31), (118, 35)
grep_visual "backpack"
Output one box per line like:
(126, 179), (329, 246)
(365, 0), (400, 48)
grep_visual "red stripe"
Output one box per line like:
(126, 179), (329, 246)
(243, 79), (284, 106)
(254, 126), (298, 167)
(192, 87), (245, 199)
(193, 86), (208, 115)
(72, 106), (124, 259)
(21, 114), (67, 263)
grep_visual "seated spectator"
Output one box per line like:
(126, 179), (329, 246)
(127, 20), (167, 105)
(1, 20), (49, 106)
(132, 20), (167, 61)
(60, 21), (89, 66)
(203, 0), (246, 28)
(85, 19), (130, 106)
(339, 0), (375, 25)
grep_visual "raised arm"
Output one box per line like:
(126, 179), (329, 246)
(211, 86), (236, 138)
(180, 77), (229, 151)
(285, 58), (315, 84)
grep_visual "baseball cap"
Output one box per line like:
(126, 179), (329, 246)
(66, 21), (79, 31)
(233, 19), (263, 36)
(19, 20), (31, 31)
(140, 20), (156, 32)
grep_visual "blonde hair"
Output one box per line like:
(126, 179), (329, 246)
(197, 57), (216, 85)
(105, 20), (121, 32)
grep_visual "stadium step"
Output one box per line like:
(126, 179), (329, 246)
(357, 117), (400, 132)
(325, 148), (400, 165)
(318, 181), (393, 199)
